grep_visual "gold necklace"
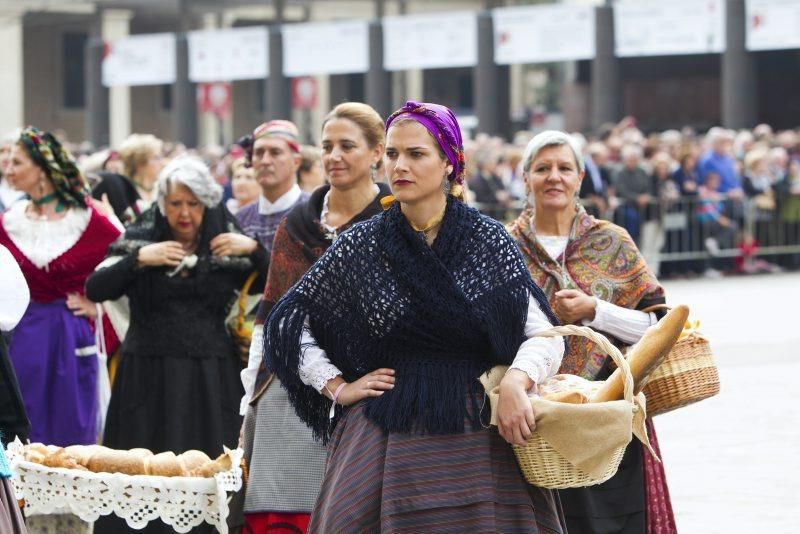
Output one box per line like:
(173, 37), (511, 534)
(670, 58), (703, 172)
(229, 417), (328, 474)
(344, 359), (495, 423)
(407, 204), (447, 239)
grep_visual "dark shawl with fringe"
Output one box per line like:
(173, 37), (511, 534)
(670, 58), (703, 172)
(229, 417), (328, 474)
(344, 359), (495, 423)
(264, 196), (558, 443)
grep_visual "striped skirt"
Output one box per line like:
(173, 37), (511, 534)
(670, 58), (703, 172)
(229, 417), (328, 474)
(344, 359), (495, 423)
(310, 403), (566, 533)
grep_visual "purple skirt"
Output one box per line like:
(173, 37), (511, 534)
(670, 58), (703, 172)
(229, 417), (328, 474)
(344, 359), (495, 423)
(9, 300), (98, 446)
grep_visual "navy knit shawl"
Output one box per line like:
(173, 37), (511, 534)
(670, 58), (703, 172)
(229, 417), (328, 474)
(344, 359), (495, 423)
(264, 196), (558, 443)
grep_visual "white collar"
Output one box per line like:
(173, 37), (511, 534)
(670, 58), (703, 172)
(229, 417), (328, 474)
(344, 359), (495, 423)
(320, 184), (380, 240)
(2, 200), (91, 270)
(258, 184), (303, 216)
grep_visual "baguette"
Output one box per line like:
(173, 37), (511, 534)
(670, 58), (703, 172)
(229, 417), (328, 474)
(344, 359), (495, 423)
(591, 304), (690, 403)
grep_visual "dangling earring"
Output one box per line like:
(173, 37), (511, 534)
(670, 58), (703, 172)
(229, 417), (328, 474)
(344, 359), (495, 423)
(442, 177), (451, 195)
(370, 163), (377, 182)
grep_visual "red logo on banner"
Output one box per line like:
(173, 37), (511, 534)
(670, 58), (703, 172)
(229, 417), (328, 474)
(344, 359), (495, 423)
(197, 82), (232, 119)
(292, 77), (317, 110)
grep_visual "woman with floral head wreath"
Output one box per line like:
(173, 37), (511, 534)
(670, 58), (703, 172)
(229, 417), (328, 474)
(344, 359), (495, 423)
(507, 130), (677, 534)
(265, 101), (566, 531)
(0, 127), (121, 447)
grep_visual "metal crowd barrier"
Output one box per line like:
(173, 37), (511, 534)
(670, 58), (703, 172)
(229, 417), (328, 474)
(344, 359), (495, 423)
(471, 195), (800, 271)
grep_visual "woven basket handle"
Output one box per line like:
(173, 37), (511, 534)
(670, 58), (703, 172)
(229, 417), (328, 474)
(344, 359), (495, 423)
(533, 325), (635, 404)
(236, 271), (259, 330)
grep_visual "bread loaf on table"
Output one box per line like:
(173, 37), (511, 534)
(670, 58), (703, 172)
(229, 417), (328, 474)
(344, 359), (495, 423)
(189, 451), (232, 478)
(23, 443), (224, 478)
(179, 450), (212, 473)
(87, 449), (148, 476)
(591, 304), (690, 403)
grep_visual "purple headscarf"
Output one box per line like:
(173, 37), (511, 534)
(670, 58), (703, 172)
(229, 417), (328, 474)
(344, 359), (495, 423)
(385, 101), (466, 186)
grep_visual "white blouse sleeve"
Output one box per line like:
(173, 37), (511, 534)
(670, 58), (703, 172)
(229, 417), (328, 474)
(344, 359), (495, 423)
(0, 244), (30, 331)
(298, 318), (343, 393)
(239, 326), (264, 415)
(240, 316), (345, 413)
(508, 294), (564, 386)
(582, 299), (657, 345)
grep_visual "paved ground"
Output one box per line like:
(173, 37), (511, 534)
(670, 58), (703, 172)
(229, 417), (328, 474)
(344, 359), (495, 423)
(654, 272), (800, 533)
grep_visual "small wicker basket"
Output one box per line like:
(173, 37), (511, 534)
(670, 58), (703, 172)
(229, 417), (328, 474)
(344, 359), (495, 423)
(641, 330), (720, 416)
(640, 306), (720, 416)
(489, 325), (637, 489)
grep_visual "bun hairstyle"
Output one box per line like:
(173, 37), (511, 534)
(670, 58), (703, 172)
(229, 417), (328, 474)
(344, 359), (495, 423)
(323, 102), (386, 169)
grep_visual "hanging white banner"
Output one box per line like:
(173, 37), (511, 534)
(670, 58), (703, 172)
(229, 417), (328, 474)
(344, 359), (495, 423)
(188, 27), (268, 82)
(493, 4), (595, 65)
(283, 20), (369, 77)
(383, 11), (477, 71)
(615, 0), (726, 57)
(102, 33), (176, 87)
(746, 0), (800, 51)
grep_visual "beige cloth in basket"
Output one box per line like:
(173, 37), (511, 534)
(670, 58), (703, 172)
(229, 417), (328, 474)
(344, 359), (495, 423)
(482, 367), (657, 481)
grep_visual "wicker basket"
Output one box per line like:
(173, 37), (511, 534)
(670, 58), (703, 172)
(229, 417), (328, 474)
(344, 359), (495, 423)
(641, 330), (720, 416)
(490, 325), (637, 489)
(639, 305), (721, 417)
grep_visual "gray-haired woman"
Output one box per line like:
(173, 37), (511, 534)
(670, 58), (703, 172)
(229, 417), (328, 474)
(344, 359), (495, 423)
(507, 130), (677, 534)
(87, 157), (268, 533)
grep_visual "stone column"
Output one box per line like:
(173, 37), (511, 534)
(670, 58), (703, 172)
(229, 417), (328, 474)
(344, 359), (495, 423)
(591, 5), (621, 130)
(0, 9), (25, 132)
(722, 0), (757, 129)
(173, 0), (198, 147)
(102, 9), (133, 147)
(198, 13), (221, 148)
(474, 10), (510, 137)
(366, 19), (391, 119)
(267, 26), (291, 119)
(85, 36), (110, 147)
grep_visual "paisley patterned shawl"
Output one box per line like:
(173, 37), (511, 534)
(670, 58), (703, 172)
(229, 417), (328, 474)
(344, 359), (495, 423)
(507, 207), (665, 379)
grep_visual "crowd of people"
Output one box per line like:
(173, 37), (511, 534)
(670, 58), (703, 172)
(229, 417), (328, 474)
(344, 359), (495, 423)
(465, 119), (800, 278)
(0, 103), (795, 534)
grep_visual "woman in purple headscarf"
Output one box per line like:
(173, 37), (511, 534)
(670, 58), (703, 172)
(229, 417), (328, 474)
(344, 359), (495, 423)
(265, 101), (567, 532)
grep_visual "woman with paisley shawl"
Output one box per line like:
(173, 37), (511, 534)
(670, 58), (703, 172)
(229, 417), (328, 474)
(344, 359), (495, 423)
(507, 130), (678, 534)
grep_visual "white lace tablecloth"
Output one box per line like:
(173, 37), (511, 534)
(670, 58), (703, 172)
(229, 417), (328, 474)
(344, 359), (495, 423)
(6, 439), (243, 533)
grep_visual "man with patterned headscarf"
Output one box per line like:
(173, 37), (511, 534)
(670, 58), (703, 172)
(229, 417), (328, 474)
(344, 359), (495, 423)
(235, 120), (310, 259)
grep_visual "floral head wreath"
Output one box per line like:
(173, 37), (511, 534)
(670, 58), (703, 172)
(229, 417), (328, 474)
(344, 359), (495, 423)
(19, 126), (89, 209)
(385, 101), (466, 187)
